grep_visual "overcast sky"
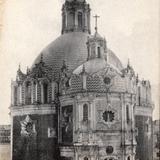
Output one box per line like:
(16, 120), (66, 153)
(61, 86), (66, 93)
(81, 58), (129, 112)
(0, 0), (159, 124)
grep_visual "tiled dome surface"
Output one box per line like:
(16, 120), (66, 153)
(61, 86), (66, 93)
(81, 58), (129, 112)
(32, 32), (123, 78)
(73, 58), (107, 75)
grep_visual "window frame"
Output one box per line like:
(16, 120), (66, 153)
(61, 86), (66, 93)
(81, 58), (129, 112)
(25, 81), (32, 105)
(126, 105), (130, 124)
(83, 103), (89, 121)
(97, 46), (101, 58)
(102, 110), (115, 123)
(78, 12), (83, 28)
(43, 82), (49, 104)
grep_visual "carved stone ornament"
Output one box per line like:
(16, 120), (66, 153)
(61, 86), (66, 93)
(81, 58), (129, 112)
(20, 115), (36, 137)
(60, 61), (72, 93)
(98, 65), (117, 77)
(97, 105), (119, 128)
(103, 77), (111, 85)
(28, 55), (53, 80)
(94, 65), (117, 89)
(106, 146), (114, 154)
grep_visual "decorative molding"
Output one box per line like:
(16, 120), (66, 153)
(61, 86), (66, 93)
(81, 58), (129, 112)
(20, 115), (36, 137)
(10, 104), (56, 116)
(97, 104), (119, 123)
(135, 106), (153, 117)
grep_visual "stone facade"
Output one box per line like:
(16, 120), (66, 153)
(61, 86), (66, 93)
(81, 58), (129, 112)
(10, 0), (154, 160)
(135, 79), (153, 160)
(153, 120), (160, 160)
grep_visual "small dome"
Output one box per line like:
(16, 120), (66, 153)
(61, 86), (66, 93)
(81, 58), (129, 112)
(32, 32), (123, 79)
(73, 58), (122, 75)
(93, 32), (103, 39)
(73, 58), (106, 75)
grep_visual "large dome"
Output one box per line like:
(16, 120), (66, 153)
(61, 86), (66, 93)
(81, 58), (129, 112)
(32, 32), (123, 78)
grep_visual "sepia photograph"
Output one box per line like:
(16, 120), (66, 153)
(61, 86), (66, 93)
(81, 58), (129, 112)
(0, 0), (159, 160)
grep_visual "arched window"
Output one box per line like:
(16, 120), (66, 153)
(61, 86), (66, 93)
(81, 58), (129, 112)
(83, 104), (88, 121)
(68, 12), (75, 28)
(33, 81), (37, 102)
(43, 83), (48, 104)
(63, 14), (66, 28)
(126, 105), (130, 124)
(25, 82), (31, 105)
(78, 12), (83, 27)
(84, 157), (88, 160)
(14, 86), (18, 106)
(127, 156), (130, 160)
(97, 46), (101, 58)
(106, 146), (114, 154)
(138, 86), (141, 106)
(145, 124), (149, 132)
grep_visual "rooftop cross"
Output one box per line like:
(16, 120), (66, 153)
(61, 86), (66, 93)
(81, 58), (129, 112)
(93, 14), (100, 33)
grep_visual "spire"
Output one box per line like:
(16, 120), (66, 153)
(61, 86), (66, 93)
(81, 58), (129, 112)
(26, 66), (30, 75)
(82, 64), (86, 73)
(93, 14), (100, 33)
(17, 63), (22, 74)
(81, 64), (87, 90)
(136, 74), (139, 84)
(127, 58), (130, 67)
(61, 60), (68, 72)
(18, 63), (21, 71)
(16, 63), (25, 82)
(40, 53), (43, 63)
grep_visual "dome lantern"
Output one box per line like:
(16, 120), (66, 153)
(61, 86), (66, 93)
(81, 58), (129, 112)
(86, 32), (107, 61)
(62, 0), (91, 34)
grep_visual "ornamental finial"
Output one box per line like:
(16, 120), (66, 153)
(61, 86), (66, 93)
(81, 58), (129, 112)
(40, 53), (43, 63)
(61, 60), (67, 72)
(26, 66), (30, 74)
(82, 64), (86, 73)
(127, 58), (130, 67)
(18, 63), (21, 70)
(136, 74), (139, 84)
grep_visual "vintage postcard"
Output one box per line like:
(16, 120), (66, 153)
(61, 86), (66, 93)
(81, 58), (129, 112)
(0, 0), (159, 160)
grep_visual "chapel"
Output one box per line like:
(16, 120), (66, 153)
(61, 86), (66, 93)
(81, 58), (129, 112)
(10, 0), (153, 160)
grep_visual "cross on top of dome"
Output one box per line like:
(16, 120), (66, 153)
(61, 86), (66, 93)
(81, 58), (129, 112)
(93, 14), (100, 33)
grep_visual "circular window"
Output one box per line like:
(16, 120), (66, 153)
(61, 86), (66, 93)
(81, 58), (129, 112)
(104, 77), (111, 85)
(26, 122), (33, 133)
(103, 111), (115, 122)
(106, 146), (114, 154)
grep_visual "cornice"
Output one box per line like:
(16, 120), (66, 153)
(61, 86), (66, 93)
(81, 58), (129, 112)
(10, 104), (56, 117)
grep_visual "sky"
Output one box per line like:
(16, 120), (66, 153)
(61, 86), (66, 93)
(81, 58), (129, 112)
(0, 0), (159, 124)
